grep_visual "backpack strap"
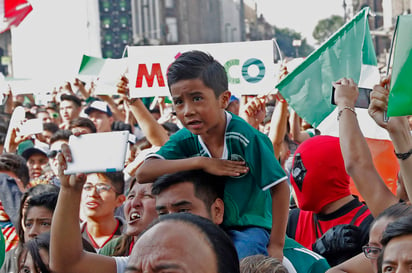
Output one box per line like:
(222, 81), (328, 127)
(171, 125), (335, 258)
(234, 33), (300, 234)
(350, 205), (368, 225)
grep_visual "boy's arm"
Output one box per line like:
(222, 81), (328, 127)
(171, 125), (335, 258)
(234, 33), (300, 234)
(49, 144), (117, 273)
(136, 157), (249, 183)
(267, 180), (289, 261)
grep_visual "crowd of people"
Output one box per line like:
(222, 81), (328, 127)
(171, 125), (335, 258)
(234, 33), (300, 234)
(0, 50), (411, 273)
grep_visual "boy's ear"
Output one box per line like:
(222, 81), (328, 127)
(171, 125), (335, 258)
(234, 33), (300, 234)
(220, 90), (231, 109)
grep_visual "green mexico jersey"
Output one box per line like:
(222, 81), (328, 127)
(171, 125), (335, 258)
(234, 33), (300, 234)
(149, 112), (287, 229)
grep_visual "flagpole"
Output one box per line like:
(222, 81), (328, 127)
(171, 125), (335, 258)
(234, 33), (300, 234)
(383, 16), (399, 122)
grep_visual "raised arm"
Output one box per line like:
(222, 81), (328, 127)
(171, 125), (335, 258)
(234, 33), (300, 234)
(334, 77), (398, 217)
(267, 95), (289, 159)
(117, 75), (169, 147)
(49, 144), (117, 273)
(368, 76), (412, 202)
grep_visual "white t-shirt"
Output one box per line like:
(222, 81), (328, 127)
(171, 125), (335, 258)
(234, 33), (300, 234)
(114, 256), (129, 273)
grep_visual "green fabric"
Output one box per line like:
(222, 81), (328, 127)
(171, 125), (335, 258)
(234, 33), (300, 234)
(0, 230), (5, 268)
(78, 55), (106, 76)
(152, 112), (287, 229)
(276, 7), (377, 127)
(283, 236), (330, 273)
(388, 15), (412, 116)
(99, 236), (123, 256)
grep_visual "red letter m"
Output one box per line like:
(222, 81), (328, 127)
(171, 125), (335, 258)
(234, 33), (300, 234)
(135, 63), (165, 88)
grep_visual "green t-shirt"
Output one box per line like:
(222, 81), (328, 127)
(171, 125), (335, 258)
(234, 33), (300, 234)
(283, 236), (330, 273)
(100, 236), (125, 257)
(150, 112), (287, 229)
(0, 230), (5, 268)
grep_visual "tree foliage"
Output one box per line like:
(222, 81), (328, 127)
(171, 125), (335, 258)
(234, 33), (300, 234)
(312, 15), (344, 44)
(273, 26), (314, 58)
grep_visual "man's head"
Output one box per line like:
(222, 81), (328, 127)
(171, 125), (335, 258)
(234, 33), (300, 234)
(48, 130), (72, 176)
(290, 135), (351, 213)
(41, 122), (60, 144)
(378, 214), (412, 273)
(151, 170), (225, 225)
(69, 117), (97, 135)
(366, 203), (412, 273)
(127, 213), (239, 273)
(0, 153), (30, 187)
(81, 172), (125, 221)
(84, 101), (113, 132)
(24, 192), (58, 242)
(123, 179), (157, 237)
(59, 94), (82, 124)
(240, 254), (288, 273)
(19, 142), (50, 181)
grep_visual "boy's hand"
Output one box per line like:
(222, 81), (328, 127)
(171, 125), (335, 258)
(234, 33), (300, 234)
(333, 78), (358, 107)
(57, 143), (86, 191)
(200, 157), (249, 177)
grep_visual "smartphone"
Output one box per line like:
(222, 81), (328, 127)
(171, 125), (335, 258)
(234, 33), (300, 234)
(331, 86), (372, 109)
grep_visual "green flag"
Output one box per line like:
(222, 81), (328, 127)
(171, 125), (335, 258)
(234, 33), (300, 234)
(276, 7), (378, 127)
(78, 55), (107, 76)
(387, 14), (412, 116)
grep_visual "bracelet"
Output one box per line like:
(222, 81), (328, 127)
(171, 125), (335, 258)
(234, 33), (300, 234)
(394, 148), (412, 160)
(337, 106), (356, 121)
(127, 97), (140, 104)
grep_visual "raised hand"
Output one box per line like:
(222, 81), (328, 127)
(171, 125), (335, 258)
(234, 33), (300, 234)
(57, 143), (86, 191)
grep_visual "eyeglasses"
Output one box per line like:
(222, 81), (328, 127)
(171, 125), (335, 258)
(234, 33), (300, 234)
(83, 183), (115, 194)
(47, 150), (60, 159)
(362, 244), (382, 259)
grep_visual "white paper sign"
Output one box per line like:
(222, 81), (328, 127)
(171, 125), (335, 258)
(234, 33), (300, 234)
(127, 40), (277, 98)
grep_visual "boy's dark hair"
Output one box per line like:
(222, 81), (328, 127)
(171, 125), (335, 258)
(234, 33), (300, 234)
(60, 94), (82, 107)
(95, 172), (125, 195)
(49, 129), (73, 145)
(167, 50), (228, 97)
(69, 117), (97, 133)
(43, 122), (59, 134)
(151, 169), (225, 209)
(140, 213), (239, 273)
(0, 153), (30, 186)
(26, 192), (59, 216)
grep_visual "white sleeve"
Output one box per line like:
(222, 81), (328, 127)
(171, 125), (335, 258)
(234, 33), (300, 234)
(114, 256), (129, 273)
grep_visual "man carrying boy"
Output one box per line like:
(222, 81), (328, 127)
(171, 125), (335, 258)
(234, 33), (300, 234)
(151, 170), (331, 273)
(136, 50), (290, 260)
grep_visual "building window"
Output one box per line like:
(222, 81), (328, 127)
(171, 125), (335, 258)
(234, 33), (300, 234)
(165, 17), (178, 43)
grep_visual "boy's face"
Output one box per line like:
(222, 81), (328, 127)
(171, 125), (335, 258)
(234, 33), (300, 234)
(81, 173), (124, 220)
(170, 78), (230, 136)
